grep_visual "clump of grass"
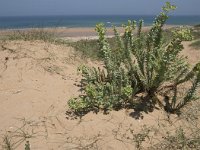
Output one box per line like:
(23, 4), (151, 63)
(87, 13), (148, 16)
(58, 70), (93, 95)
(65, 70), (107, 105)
(69, 37), (119, 60)
(0, 118), (38, 150)
(7, 29), (54, 41)
(189, 40), (200, 50)
(189, 24), (200, 49)
(192, 25), (200, 40)
(4, 29), (69, 45)
(194, 24), (200, 28)
(69, 39), (101, 60)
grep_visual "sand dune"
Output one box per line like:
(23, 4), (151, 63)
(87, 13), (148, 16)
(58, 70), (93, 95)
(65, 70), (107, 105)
(0, 39), (199, 149)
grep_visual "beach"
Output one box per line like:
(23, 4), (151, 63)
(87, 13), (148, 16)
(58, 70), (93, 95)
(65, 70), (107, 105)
(0, 25), (179, 42)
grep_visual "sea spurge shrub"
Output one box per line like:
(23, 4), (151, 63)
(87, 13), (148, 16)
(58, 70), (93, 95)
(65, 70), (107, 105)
(173, 27), (193, 41)
(68, 2), (199, 115)
(95, 24), (113, 75)
(162, 2), (176, 12)
(68, 63), (134, 112)
(164, 62), (200, 114)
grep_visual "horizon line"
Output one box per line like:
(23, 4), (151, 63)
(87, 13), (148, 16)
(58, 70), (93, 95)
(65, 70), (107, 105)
(1, 14), (200, 17)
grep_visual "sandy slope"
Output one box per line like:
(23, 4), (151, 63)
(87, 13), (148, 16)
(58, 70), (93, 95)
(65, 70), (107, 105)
(182, 41), (200, 65)
(0, 40), (84, 149)
(0, 40), (199, 150)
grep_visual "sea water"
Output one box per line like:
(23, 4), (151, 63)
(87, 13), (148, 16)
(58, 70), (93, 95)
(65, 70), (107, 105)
(0, 15), (200, 29)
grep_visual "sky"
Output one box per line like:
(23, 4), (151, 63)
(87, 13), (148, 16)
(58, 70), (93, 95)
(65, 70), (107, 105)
(0, 0), (200, 16)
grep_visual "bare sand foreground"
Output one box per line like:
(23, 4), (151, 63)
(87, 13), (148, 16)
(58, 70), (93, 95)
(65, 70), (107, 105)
(0, 28), (199, 150)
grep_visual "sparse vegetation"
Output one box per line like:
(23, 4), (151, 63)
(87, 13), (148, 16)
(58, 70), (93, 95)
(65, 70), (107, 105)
(1, 118), (36, 150)
(3, 29), (68, 45)
(7, 30), (54, 42)
(150, 102), (200, 150)
(69, 37), (123, 60)
(69, 39), (101, 60)
(150, 127), (200, 149)
(189, 24), (200, 49)
(194, 24), (200, 28)
(190, 40), (200, 50)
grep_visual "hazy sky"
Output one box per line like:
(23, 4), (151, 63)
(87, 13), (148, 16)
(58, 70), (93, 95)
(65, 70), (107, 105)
(0, 0), (200, 16)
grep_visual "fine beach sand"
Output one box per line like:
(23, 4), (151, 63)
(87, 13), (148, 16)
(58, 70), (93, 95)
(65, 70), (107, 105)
(0, 27), (199, 149)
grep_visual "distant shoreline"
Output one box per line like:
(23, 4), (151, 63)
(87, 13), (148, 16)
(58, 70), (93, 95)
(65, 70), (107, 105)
(0, 24), (189, 31)
(0, 25), (181, 39)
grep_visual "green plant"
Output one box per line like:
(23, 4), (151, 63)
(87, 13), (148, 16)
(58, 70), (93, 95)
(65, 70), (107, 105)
(163, 62), (200, 114)
(68, 2), (200, 115)
(68, 64), (134, 113)
(25, 141), (30, 150)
